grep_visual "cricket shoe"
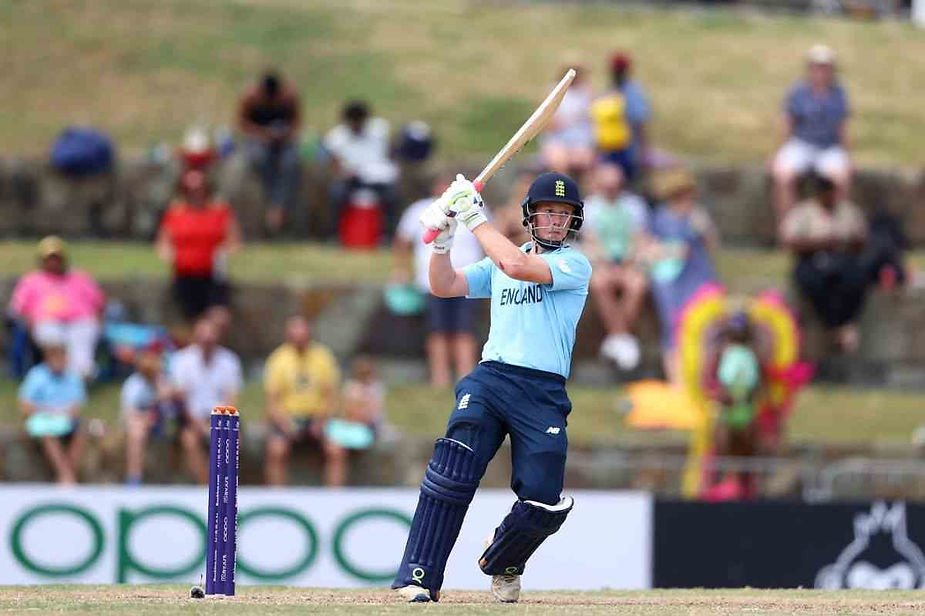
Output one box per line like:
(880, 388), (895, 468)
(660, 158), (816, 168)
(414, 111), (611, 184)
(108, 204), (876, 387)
(395, 585), (433, 603)
(490, 573), (521, 603)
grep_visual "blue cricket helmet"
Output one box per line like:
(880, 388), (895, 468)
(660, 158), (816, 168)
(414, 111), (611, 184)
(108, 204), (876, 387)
(520, 172), (584, 250)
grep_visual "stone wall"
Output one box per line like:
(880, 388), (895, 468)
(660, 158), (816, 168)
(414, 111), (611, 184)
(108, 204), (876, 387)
(1, 154), (923, 247)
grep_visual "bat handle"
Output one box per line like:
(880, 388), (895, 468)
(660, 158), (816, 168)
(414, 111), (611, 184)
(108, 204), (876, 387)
(422, 180), (487, 244)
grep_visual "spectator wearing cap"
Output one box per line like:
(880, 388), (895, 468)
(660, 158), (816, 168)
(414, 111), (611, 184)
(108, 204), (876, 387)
(120, 344), (190, 485)
(642, 167), (720, 382)
(582, 163), (650, 371)
(19, 341), (86, 484)
(156, 169), (242, 321)
(170, 316), (243, 484)
(539, 64), (596, 177)
(591, 51), (651, 181)
(323, 100), (400, 239)
(238, 69), (303, 234)
(9, 236), (105, 380)
(393, 173), (484, 386)
(779, 174), (868, 353)
(771, 44), (852, 218)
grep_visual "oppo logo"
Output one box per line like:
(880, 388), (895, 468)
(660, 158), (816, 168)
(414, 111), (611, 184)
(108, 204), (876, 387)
(9, 503), (410, 583)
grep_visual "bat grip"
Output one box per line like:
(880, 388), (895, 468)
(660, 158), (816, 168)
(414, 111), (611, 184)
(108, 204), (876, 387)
(422, 180), (486, 244)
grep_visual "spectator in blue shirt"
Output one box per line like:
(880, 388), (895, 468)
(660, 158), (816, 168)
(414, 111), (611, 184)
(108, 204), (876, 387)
(18, 342), (86, 484)
(771, 44), (852, 219)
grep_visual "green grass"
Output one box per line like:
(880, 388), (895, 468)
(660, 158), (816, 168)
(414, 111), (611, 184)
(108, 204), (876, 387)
(2, 378), (923, 448)
(0, 586), (922, 615)
(2, 1), (924, 165)
(1, 240), (923, 292)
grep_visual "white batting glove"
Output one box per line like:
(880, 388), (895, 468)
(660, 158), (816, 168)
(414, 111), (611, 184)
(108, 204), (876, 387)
(419, 199), (450, 232)
(431, 217), (458, 254)
(442, 174), (487, 231)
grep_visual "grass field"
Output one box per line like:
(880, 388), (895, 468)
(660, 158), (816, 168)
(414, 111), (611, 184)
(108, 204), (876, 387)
(0, 586), (923, 615)
(2, 239), (924, 291)
(3, 0), (924, 165)
(0, 376), (924, 448)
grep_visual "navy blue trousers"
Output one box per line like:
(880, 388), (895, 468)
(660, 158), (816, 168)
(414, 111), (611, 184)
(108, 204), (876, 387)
(446, 361), (571, 506)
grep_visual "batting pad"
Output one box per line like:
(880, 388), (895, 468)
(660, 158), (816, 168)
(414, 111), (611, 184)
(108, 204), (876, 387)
(392, 438), (480, 597)
(478, 496), (574, 576)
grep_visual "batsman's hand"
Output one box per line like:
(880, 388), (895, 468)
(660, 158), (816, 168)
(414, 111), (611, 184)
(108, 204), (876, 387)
(443, 174), (487, 231)
(419, 198), (450, 232)
(431, 218), (458, 254)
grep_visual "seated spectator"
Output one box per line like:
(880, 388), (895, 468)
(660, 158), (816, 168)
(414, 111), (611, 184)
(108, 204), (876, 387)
(492, 170), (534, 246)
(121, 344), (189, 485)
(170, 317), (243, 484)
(779, 174), (868, 353)
(393, 173), (483, 386)
(704, 311), (765, 500)
(643, 167), (720, 382)
(771, 44), (851, 218)
(19, 341), (86, 484)
(9, 236), (105, 380)
(264, 316), (345, 487)
(336, 355), (386, 446)
(582, 164), (650, 370)
(237, 69), (302, 234)
(540, 64), (595, 177)
(156, 169), (242, 321)
(324, 100), (399, 239)
(591, 51), (651, 181)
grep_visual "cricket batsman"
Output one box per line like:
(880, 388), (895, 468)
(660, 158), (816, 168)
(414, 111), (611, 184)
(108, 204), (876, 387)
(392, 172), (591, 603)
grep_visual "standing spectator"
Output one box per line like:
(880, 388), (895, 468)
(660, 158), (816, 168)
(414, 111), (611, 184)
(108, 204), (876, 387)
(582, 164), (650, 370)
(779, 174), (868, 353)
(9, 236), (105, 380)
(704, 312), (765, 500)
(263, 316), (345, 487)
(156, 169), (242, 321)
(540, 64), (595, 177)
(170, 317), (243, 484)
(324, 100), (400, 238)
(591, 51), (651, 181)
(393, 174), (483, 387)
(121, 344), (189, 485)
(643, 168), (720, 382)
(771, 44), (851, 218)
(19, 341), (86, 484)
(237, 69), (302, 234)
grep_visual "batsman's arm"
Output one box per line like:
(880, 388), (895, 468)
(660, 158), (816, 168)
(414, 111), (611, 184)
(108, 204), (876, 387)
(428, 252), (469, 298)
(472, 224), (553, 285)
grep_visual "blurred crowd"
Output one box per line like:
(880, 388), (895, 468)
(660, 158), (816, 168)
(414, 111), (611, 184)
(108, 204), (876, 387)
(6, 43), (912, 494)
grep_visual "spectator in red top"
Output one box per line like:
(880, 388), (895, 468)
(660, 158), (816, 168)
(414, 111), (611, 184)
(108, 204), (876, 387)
(156, 170), (242, 320)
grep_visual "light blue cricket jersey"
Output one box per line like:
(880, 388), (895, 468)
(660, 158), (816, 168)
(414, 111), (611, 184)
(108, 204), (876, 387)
(463, 243), (591, 379)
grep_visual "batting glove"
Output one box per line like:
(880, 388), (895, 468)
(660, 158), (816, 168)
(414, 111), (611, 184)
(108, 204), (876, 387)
(443, 174), (487, 231)
(431, 217), (458, 254)
(419, 198), (450, 232)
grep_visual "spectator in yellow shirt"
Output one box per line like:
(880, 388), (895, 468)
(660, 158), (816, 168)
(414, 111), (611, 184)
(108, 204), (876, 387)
(264, 315), (346, 486)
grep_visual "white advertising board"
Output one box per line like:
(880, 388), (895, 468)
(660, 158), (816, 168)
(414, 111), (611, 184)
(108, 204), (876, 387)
(0, 485), (651, 589)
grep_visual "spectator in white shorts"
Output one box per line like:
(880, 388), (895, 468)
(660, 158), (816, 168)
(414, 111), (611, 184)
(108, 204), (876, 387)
(771, 44), (851, 219)
(9, 236), (105, 380)
(170, 316), (243, 483)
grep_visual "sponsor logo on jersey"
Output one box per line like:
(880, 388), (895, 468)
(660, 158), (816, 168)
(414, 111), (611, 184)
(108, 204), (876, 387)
(457, 393), (471, 410)
(545, 426), (561, 435)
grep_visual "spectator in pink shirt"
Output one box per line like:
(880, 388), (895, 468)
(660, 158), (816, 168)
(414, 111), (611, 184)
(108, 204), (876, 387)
(9, 237), (105, 379)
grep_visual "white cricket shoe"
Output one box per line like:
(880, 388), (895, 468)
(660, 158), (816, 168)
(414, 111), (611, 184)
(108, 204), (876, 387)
(600, 333), (640, 370)
(490, 573), (521, 603)
(395, 585), (431, 602)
